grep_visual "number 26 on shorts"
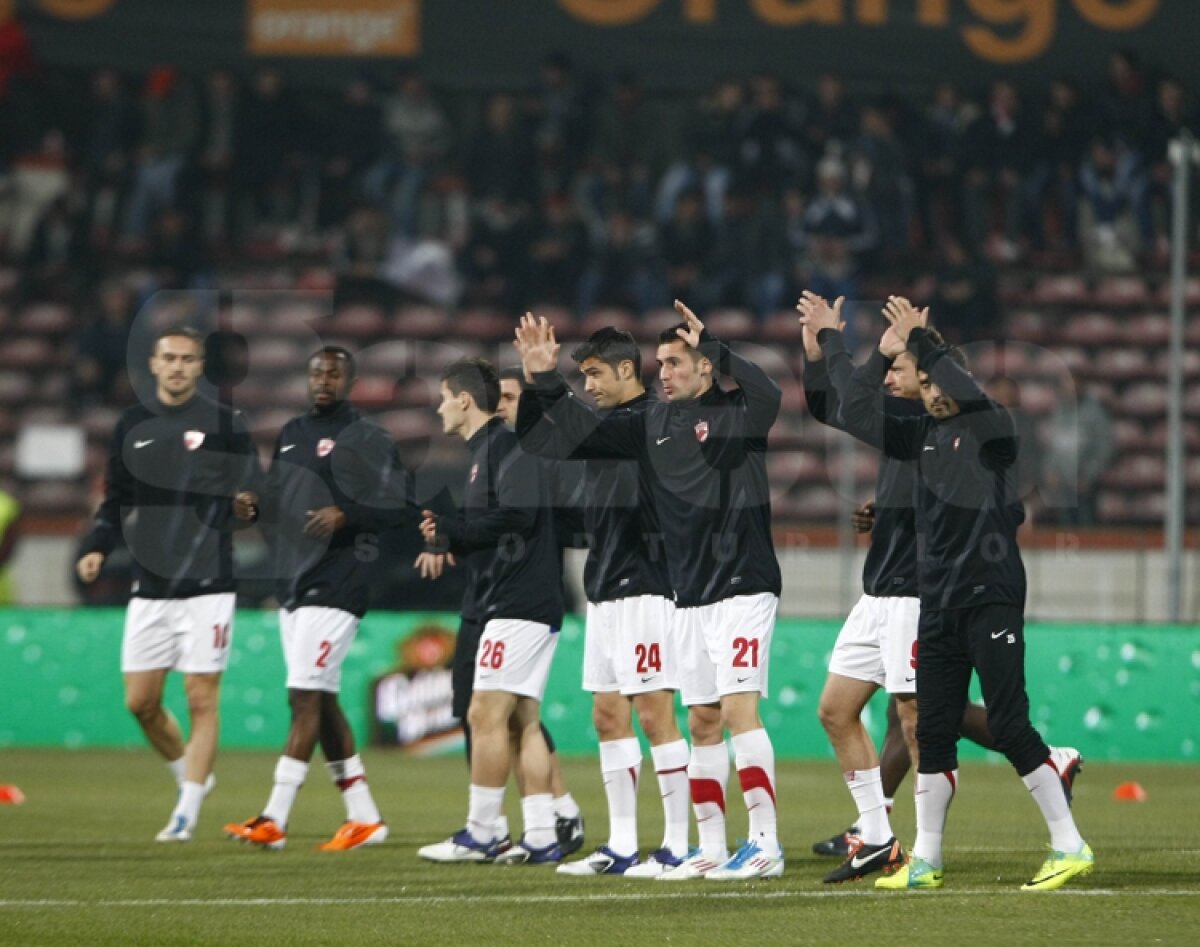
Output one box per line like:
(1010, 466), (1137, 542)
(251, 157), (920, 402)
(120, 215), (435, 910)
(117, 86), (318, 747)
(479, 640), (505, 670)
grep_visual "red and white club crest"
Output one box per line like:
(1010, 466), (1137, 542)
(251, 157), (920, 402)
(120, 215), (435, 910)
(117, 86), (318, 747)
(183, 430), (205, 451)
(953, 436), (961, 452)
(316, 438), (336, 458)
(469, 463), (480, 483)
(694, 420), (710, 443)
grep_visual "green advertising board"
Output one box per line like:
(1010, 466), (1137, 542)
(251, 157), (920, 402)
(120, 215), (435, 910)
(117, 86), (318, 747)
(0, 609), (1196, 761)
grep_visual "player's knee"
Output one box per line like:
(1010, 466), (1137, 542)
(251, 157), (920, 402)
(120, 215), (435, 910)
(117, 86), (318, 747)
(467, 697), (508, 735)
(287, 689), (322, 722)
(591, 702), (624, 741)
(816, 694), (852, 735)
(125, 692), (160, 722)
(687, 704), (722, 744)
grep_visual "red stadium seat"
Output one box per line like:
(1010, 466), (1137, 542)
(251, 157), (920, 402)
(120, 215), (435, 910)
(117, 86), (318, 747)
(0, 336), (57, 370)
(21, 480), (88, 515)
(1145, 420), (1200, 451)
(1111, 419), (1151, 452)
(580, 307), (636, 336)
(0, 371), (34, 404)
(759, 311), (805, 344)
(704, 308), (756, 338)
(1005, 309), (1049, 343)
(1032, 273), (1089, 307)
(455, 308), (513, 342)
(351, 376), (398, 409)
(1102, 453), (1165, 489)
(1092, 275), (1151, 308)
(788, 485), (841, 519)
(333, 304), (387, 340)
(1153, 276), (1200, 307)
(1092, 348), (1152, 382)
(394, 305), (452, 339)
(16, 303), (73, 336)
(377, 409), (438, 443)
(1124, 311), (1171, 345)
(1058, 311), (1123, 346)
(1117, 382), (1168, 418)
(633, 307), (685, 343)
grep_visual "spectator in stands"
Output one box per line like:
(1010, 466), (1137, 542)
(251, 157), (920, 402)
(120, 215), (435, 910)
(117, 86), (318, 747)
(576, 207), (661, 314)
(124, 66), (198, 241)
(698, 186), (788, 317)
(190, 69), (240, 243)
(146, 207), (209, 292)
(962, 80), (1037, 260)
(735, 72), (807, 196)
(798, 157), (875, 308)
(528, 194), (588, 306)
(335, 203), (397, 309)
(1077, 136), (1146, 274)
(527, 52), (586, 167)
(1099, 48), (1152, 151)
(21, 192), (88, 303)
(1142, 76), (1196, 256)
(849, 103), (912, 262)
(927, 235), (998, 343)
(79, 67), (138, 247)
(370, 68), (451, 235)
(460, 193), (532, 311)
(1, 128), (71, 257)
(916, 81), (973, 250)
(656, 78), (742, 223)
(658, 187), (713, 303)
(588, 72), (670, 221)
(465, 93), (535, 206)
(802, 72), (858, 165)
(319, 77), (383, 230)
(1042, 375), (1115, 527)
(1024, 79), (1095, 251)
(71, 279), (136, 407)
(235, 68), (309, 237)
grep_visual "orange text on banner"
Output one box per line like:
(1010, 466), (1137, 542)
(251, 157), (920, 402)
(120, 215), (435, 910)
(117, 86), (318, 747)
(247, 0), (420, 57)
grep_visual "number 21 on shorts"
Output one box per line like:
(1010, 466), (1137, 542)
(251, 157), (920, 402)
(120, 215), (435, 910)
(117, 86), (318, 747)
(732, 635), (759, 668)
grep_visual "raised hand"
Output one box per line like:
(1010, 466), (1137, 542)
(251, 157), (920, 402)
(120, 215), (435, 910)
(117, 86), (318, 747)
(514, 312), (560, 376)
(673, 299), (704, 348)
(881, 296), (929, 343)
(796, 291), (846, 360)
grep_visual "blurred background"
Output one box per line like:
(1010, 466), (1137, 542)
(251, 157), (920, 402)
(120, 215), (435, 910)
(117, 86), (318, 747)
(0, 0), (1197, 757)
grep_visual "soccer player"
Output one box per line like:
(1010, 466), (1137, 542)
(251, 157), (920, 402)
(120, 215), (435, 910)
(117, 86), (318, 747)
(76, 326), (260, 842)
(516, 302), (784, 881)
(417, 357), (568, 865)
(223, 347), (413, 851)
(842, 296), (1093, 892)
(516, 328), (690, 878)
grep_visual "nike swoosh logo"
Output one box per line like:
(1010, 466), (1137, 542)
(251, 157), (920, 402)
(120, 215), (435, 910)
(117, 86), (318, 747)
(736, 676), (752, 684)
(904, 676), (915, 683)
(991, 628), (1009, 639)
(923, 446), (936, 452)
(656, 437), (671, 445)
(134, 440), (154, 449)
(851, 847), (892, 869)
(641, 676), (655, 683)
(281, 445), (296, 452)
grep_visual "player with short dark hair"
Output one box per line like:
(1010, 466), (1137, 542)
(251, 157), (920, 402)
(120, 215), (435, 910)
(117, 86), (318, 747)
(418, 357), (570, 865)
(519, 326), (691, 878)
(842, 296), (1093, 892)
(516, 301), (785, 881)
(77, 326), (261, 842)
(223, 347), (415, 851)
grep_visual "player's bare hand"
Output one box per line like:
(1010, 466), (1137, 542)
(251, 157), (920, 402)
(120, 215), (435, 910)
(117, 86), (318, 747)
(673, 299), (704, 347)
(234, 491), (259, 521)
(76, 552), (105, 584)
(796, 291), (846, 336)
(515, 312), (560, 375)
(414, 551), (455, 580)
(419, 509), (439, 543)
(303, 506), (345, 539)
(851, 500), (876, 534)
(879, 323), (907, 358)
(881, 296), (929, 343)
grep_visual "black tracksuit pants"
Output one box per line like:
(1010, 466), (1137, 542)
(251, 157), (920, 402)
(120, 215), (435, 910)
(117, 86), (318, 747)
(915, 603), (1049, 778)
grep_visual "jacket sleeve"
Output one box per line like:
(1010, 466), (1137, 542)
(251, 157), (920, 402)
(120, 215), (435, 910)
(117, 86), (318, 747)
(335, 423), (418, 531)
(843, 349), (926, 461)
(697, 334), (781, 439)
(519, 371), (645, 460)
(440, 447), (540, 555)
(80, 414), (133, 557)
(909, 327), (1017, 469)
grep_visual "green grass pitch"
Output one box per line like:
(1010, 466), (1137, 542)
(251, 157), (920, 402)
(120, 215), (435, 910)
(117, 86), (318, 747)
(0, 749), (1196, 946)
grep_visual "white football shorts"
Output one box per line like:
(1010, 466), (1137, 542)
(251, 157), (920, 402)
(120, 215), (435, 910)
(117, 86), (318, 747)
(121, 593), (236, 675)
(582, 594), (677, 695)
(473, 618), (560, 701)
(827, 594), (920, 694)
(280, 606), (360, 693)
(675, 592), (778, 706)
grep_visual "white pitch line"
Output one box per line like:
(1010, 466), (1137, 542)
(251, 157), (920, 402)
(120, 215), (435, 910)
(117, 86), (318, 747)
(1, 889), (1197, 909)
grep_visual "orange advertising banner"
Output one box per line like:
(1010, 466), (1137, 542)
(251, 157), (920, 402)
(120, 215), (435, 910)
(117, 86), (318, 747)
(247, 0), (419, 57)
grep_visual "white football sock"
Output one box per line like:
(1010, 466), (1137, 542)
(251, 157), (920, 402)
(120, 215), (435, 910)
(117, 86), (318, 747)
(553, 792), (581, 820)
(913, 770), (957, 869)
(467, 784), (505, 844)
(167, 757), (186, 786)
(1023, 760), (1085, 853)
(688, 742), (730, 858)
(846, 766), (893, 844)
(521, 793), (557, 849)
(327, 755), (381, 824)
(262, 756), (309, 828)
(732, 728), (780, 856)
(650, 738), (690, 856)
(174, 780), (206, 826)
(599, 738), (641, 855)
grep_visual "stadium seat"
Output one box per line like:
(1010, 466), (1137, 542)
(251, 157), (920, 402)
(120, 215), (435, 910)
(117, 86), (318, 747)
(1044, 345), (1089, 376)
(16, 302), (72, 336)
(1005, 309), (1048, 343)
(21, 479), (87, 515)
(0, 372), (34, 404)
(1032, 273), (1089, 307)
(351, 376), (398, 409)
(1124, 311), (1171, 345)
(81, 406), (121, 440)
(788, 485), (842, 519)
(1145, 420), (1200, 451)
(0, 336), (56, 370)
(1117, 382), (1169, 418)
(1092, 275), (1151, 308)
(767, 451), (827, 489)
(1096, 491), (1129, 523)
(456, 308), (513, 342)
(1187, 457), (1200, 488)
(826, 450), (881, 484)
(1181, 384), (1200, 417)
(394, 305), (452, 339)
(1153, 276), (1200, 307)
(247, 338), (303, 373)
(1058, 311), (1124, 346)
(332, 304), (388, 340)
(1092, 348), (1152, 382)
(265, 301), (327, 339)
(633, 308), (685, 343)
(531, 305), (577, 336)
(759, 311), (805, 344)
(1111, 419), (1151, 452)
(580, 307), (636, 336)
(704, 308), (755, 338)
(1102, 454), (1165, 489)
(1151, 347), (1200, 379)
(377, 409), (438, 443)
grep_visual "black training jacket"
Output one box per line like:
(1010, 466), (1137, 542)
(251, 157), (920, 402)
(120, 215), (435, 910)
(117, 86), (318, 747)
(257, 401), (416, 618)
(519, 334), (782, 609)
(842, 328), (1027, 611)
(519, 390), (671, 604)
(437, 417), (564, 628)
(81, 394), (261, 599)
(804, 329), (921, 598)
